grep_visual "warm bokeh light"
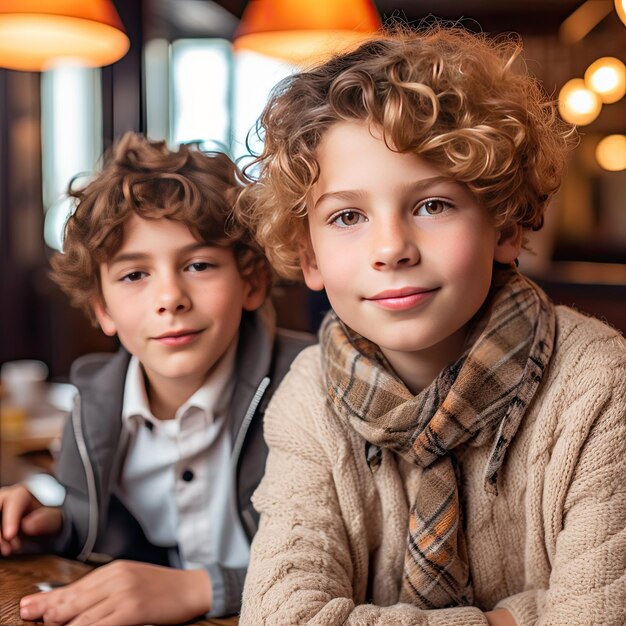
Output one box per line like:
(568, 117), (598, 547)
(234, 0), (381, 65)
(585, 57), (626, 103)
(559, 0), (614, 44)
(0, 0), (129, 71)
(596, 135), (626, 171)
(616, 0), (626, 27)
(558, 78), (602, 125)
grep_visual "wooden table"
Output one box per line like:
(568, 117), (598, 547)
(0, 554), (238, 626)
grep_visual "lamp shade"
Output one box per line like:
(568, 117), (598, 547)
(0, 0), (129, 71)
(233, 0), (382, 65)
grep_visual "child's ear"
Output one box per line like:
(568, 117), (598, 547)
(299, 240), (325, 291)
(92, 297), (117, 337)
(242, 270), (268, 312)
(494, 223), (523, 264)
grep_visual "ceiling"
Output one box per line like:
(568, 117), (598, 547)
(376, 0), (586, 33)
(149, 0), (595, 38)
(145, 0), (625, 132)
(211, 0), (587, 24)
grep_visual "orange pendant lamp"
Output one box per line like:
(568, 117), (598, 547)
(0, 0), (129, 71)
(233, 0), (382, 65)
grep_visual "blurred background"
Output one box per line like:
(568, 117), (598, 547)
(0, 0), (625, 390)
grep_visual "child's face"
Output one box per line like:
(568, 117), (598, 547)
(301, 121), (520, 390)
(93, 215), (265, 397)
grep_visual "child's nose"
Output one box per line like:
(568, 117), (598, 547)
(370, 219), (420, 270)
(155, 278), (191, 314)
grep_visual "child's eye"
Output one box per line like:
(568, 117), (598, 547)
(186, 261), (215, 272)
(120, 271), (147, 282)
(414, 199), (452, 216)
(331, 210), (366, 228)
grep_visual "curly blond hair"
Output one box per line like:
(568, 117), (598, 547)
(239, 26), (575, 279)
(51, 132), (269, 324)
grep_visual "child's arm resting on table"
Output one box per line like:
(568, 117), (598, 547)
(19, 560), (213, 626)
(0, 484), (63, 556)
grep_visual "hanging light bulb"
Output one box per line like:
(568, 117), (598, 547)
(233, 0), (381, 65)
(558, 78), (603, 125)
(596, 135), (626, 171)
(0, 0), (129, 71)
(585, 57), (626, 103)
(616, 0), (626, 26)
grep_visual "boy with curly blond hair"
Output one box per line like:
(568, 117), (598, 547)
(238, 27), (626, 626)
(0, 132), (311, 625)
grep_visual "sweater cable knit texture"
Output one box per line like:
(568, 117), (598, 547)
(241, 307), (626, 626)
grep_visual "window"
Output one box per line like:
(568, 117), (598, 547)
(41, 66), (101, 251)
(145, 37), (294, 165)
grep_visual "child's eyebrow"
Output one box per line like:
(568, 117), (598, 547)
(401, 176), (458, 194)
(108, 243), (216, 266)
(107, 252), (149, 267)
(314, 176), (458, 209)
(313, 189), (367, 209)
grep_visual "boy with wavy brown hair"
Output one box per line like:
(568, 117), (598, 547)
(0, 132), (312, 624)
(238, 27), (626, 626)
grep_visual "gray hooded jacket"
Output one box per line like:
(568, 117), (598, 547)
(51, 306), (313, 616)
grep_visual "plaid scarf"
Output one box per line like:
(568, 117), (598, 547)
(320, 265), (555, 609)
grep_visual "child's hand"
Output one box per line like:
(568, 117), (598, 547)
(485, 608), (517, 626)
(19, 560), (213, 625)
(0, 484), (62, 556)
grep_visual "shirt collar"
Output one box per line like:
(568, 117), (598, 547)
(121, 334), (239, 432)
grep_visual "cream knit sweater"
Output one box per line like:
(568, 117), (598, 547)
(240, 307), (626, 626)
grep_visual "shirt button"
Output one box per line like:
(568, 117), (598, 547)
(181, 469), (194, 482)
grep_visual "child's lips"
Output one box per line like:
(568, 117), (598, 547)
(152, 329), (203, 346)
(365, 287), (438, 311)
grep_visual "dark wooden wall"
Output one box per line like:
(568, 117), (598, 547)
(0, 1), (144, 380)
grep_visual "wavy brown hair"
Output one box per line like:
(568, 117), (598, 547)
(51, 132), (269, 324)
(239, 26), (575, 279)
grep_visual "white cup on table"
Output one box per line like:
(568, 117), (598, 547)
(1, 359), (49, 414)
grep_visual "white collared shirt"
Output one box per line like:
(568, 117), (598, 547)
(114, 339), (250, 570)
